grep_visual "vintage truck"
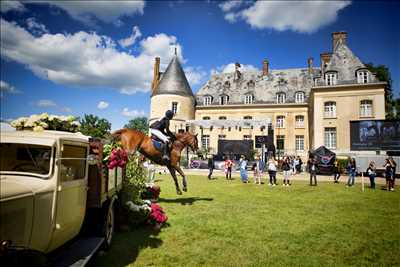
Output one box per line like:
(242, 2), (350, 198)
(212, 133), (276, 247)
(0, 130), (123, 266)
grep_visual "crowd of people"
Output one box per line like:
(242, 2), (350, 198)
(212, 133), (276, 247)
(205, 154), (398, 191)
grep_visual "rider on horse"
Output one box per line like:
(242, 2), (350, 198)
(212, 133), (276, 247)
(149, 110), (175, 161)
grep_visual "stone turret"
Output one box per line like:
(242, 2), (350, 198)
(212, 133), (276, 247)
(149, 54), (195, 133)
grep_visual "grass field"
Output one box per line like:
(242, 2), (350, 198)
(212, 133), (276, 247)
(91, 173), (400, 267)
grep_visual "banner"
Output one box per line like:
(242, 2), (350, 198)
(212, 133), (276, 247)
(350, 120), (400, 151)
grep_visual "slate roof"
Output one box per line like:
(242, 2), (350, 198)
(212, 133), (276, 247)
(196, 41), (378, 106)
(152, 55), (194, 98)
(196, 67), (317, 105)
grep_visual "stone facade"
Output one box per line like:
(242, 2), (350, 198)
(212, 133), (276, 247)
(149, 32), (386, 158)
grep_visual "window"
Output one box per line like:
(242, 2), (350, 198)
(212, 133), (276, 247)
(357, 70), (369, 84)
(360, 100), (373, 117)
(201, 135), (210, 150)
(243, 116), (253, 120)
(203, 96), (212, 106)
(324, 128), (337, 149)
(202, 116), (210, 120)
(295, 92), (305, 103)
(276, 116), (285, 128)
(276, 135), (285, 150)
(243, 135), (252, 140)
(219, 95), (229, 105)
(295, 115), (305, 128)
(324, 102), (336, 118)
(276, 93), (286, 104)
(171, 102), (178, 114)
(224, 81), (230, 90)
(325, 72), (337, 85)
(60, 145), (87, 181)
(244, 94), (254, 104)
(218, 134), (226, 140)
(219, 116), (227, 120)
(295, 135), (304, 151)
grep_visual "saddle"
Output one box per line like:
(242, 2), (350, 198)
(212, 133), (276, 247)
(151, 135), (166, 152)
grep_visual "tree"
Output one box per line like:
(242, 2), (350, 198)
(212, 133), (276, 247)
(365, 63), (395, 119)
(79, 114), (111, 138)
(124, 117), (148, 134)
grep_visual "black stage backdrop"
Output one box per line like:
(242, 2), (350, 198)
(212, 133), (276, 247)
(218, 140), (253, 159)
(350, 120), (400, 151)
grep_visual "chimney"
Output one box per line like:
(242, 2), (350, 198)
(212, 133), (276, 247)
(332, 31), (347, 51)
(307, 57), (314, 75)
(262, 59), (269, 76)
(320, 53), (332, 73)
(151, 57), (160, 92)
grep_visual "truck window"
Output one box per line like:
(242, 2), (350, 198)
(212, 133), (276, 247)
(60, 145), (87, 182)
(0, 143), (52, 176)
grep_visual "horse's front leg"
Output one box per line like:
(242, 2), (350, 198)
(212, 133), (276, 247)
(167, 166), (182, 195)
(173, 165), (187, 192)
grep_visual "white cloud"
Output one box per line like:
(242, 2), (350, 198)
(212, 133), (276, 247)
(29, 1), (145, 25)
(26, 17), (49, 35)
(220, 1), (351, 33)
(97, 101), (109, 110)
(0, 1), (25, 13)
(0, 80), (19, 96)
(211, 63), (259, 75)
(119, 25), (142, 47)
(218, 0), (245, 12)
(121, 108), (146, 118)
(184, 66), (207, 86)
(36, 99), (57, 107)
(1, 18), (200, 95)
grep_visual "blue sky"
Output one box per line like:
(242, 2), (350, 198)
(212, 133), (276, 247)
(1, 1), (399, 130)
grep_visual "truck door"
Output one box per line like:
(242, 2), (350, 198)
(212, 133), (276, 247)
(47, 142), (88, 252)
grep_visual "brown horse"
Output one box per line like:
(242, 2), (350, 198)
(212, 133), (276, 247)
(112, 129), (199, 194)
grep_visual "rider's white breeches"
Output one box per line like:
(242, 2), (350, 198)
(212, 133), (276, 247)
(150, 128), (170, 143)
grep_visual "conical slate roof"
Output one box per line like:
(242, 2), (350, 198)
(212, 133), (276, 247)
(152, 56), (194, 98)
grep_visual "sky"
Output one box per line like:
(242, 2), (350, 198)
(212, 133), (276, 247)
(1, 0), (399, 130)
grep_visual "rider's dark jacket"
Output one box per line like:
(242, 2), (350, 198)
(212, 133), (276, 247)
(150, 117), (174, 138)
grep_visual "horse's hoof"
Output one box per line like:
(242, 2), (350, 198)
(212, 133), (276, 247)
(177, 190), (182, 195)
(183, 187), (187, 192)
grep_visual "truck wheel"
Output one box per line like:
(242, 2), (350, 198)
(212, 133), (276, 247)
(101, 203), (115, 250)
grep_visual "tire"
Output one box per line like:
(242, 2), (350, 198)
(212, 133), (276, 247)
(100, 202), (115, 250)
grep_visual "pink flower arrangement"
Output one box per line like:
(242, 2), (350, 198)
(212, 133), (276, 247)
(141, 185), (161, 200)
(107, 148), (128, 169)
(147, 203), (168, 225)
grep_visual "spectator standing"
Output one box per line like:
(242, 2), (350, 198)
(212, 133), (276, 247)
(282, 156), (291, 186)
(389, 157), (397, 191)
(207, 155), (214, 180)
(268, 158), (278, 186)
(224, 156), (233, 180)
(239, 155), (248, 183)
(253, 155), (265, 185)
(384, 159), (393, 191)
(296, 156), (303, 173)
(366, 161), (376, 189)
(293, 156), (299, 175)
(333, 159), (341, 183)
(308, 157), (318, 186)
(346, 158), (356, 187)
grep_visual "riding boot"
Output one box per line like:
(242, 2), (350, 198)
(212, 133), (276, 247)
(162, 143), (170, 162)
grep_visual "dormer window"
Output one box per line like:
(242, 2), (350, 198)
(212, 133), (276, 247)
(244, 94), (254, 104)
(295, 91), (305, 103)
(247, 80), (255, 89)
(219, 95), (229, 105)
(224, 81), (230, 90)
(357, 70), (369, 84)
(276, 92), (286, 104)
(325, 72), (337, 86)
(203, 95), (213, 106)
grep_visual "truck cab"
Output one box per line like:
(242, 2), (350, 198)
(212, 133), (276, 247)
(0, 130), (122, 263)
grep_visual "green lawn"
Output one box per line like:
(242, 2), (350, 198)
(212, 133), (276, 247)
(91, 174), (400, 267)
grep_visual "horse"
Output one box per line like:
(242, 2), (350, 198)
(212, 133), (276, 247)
(112, 128), (199, 195)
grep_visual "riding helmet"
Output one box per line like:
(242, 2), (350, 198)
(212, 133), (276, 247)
(165, 110), (174, 119)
